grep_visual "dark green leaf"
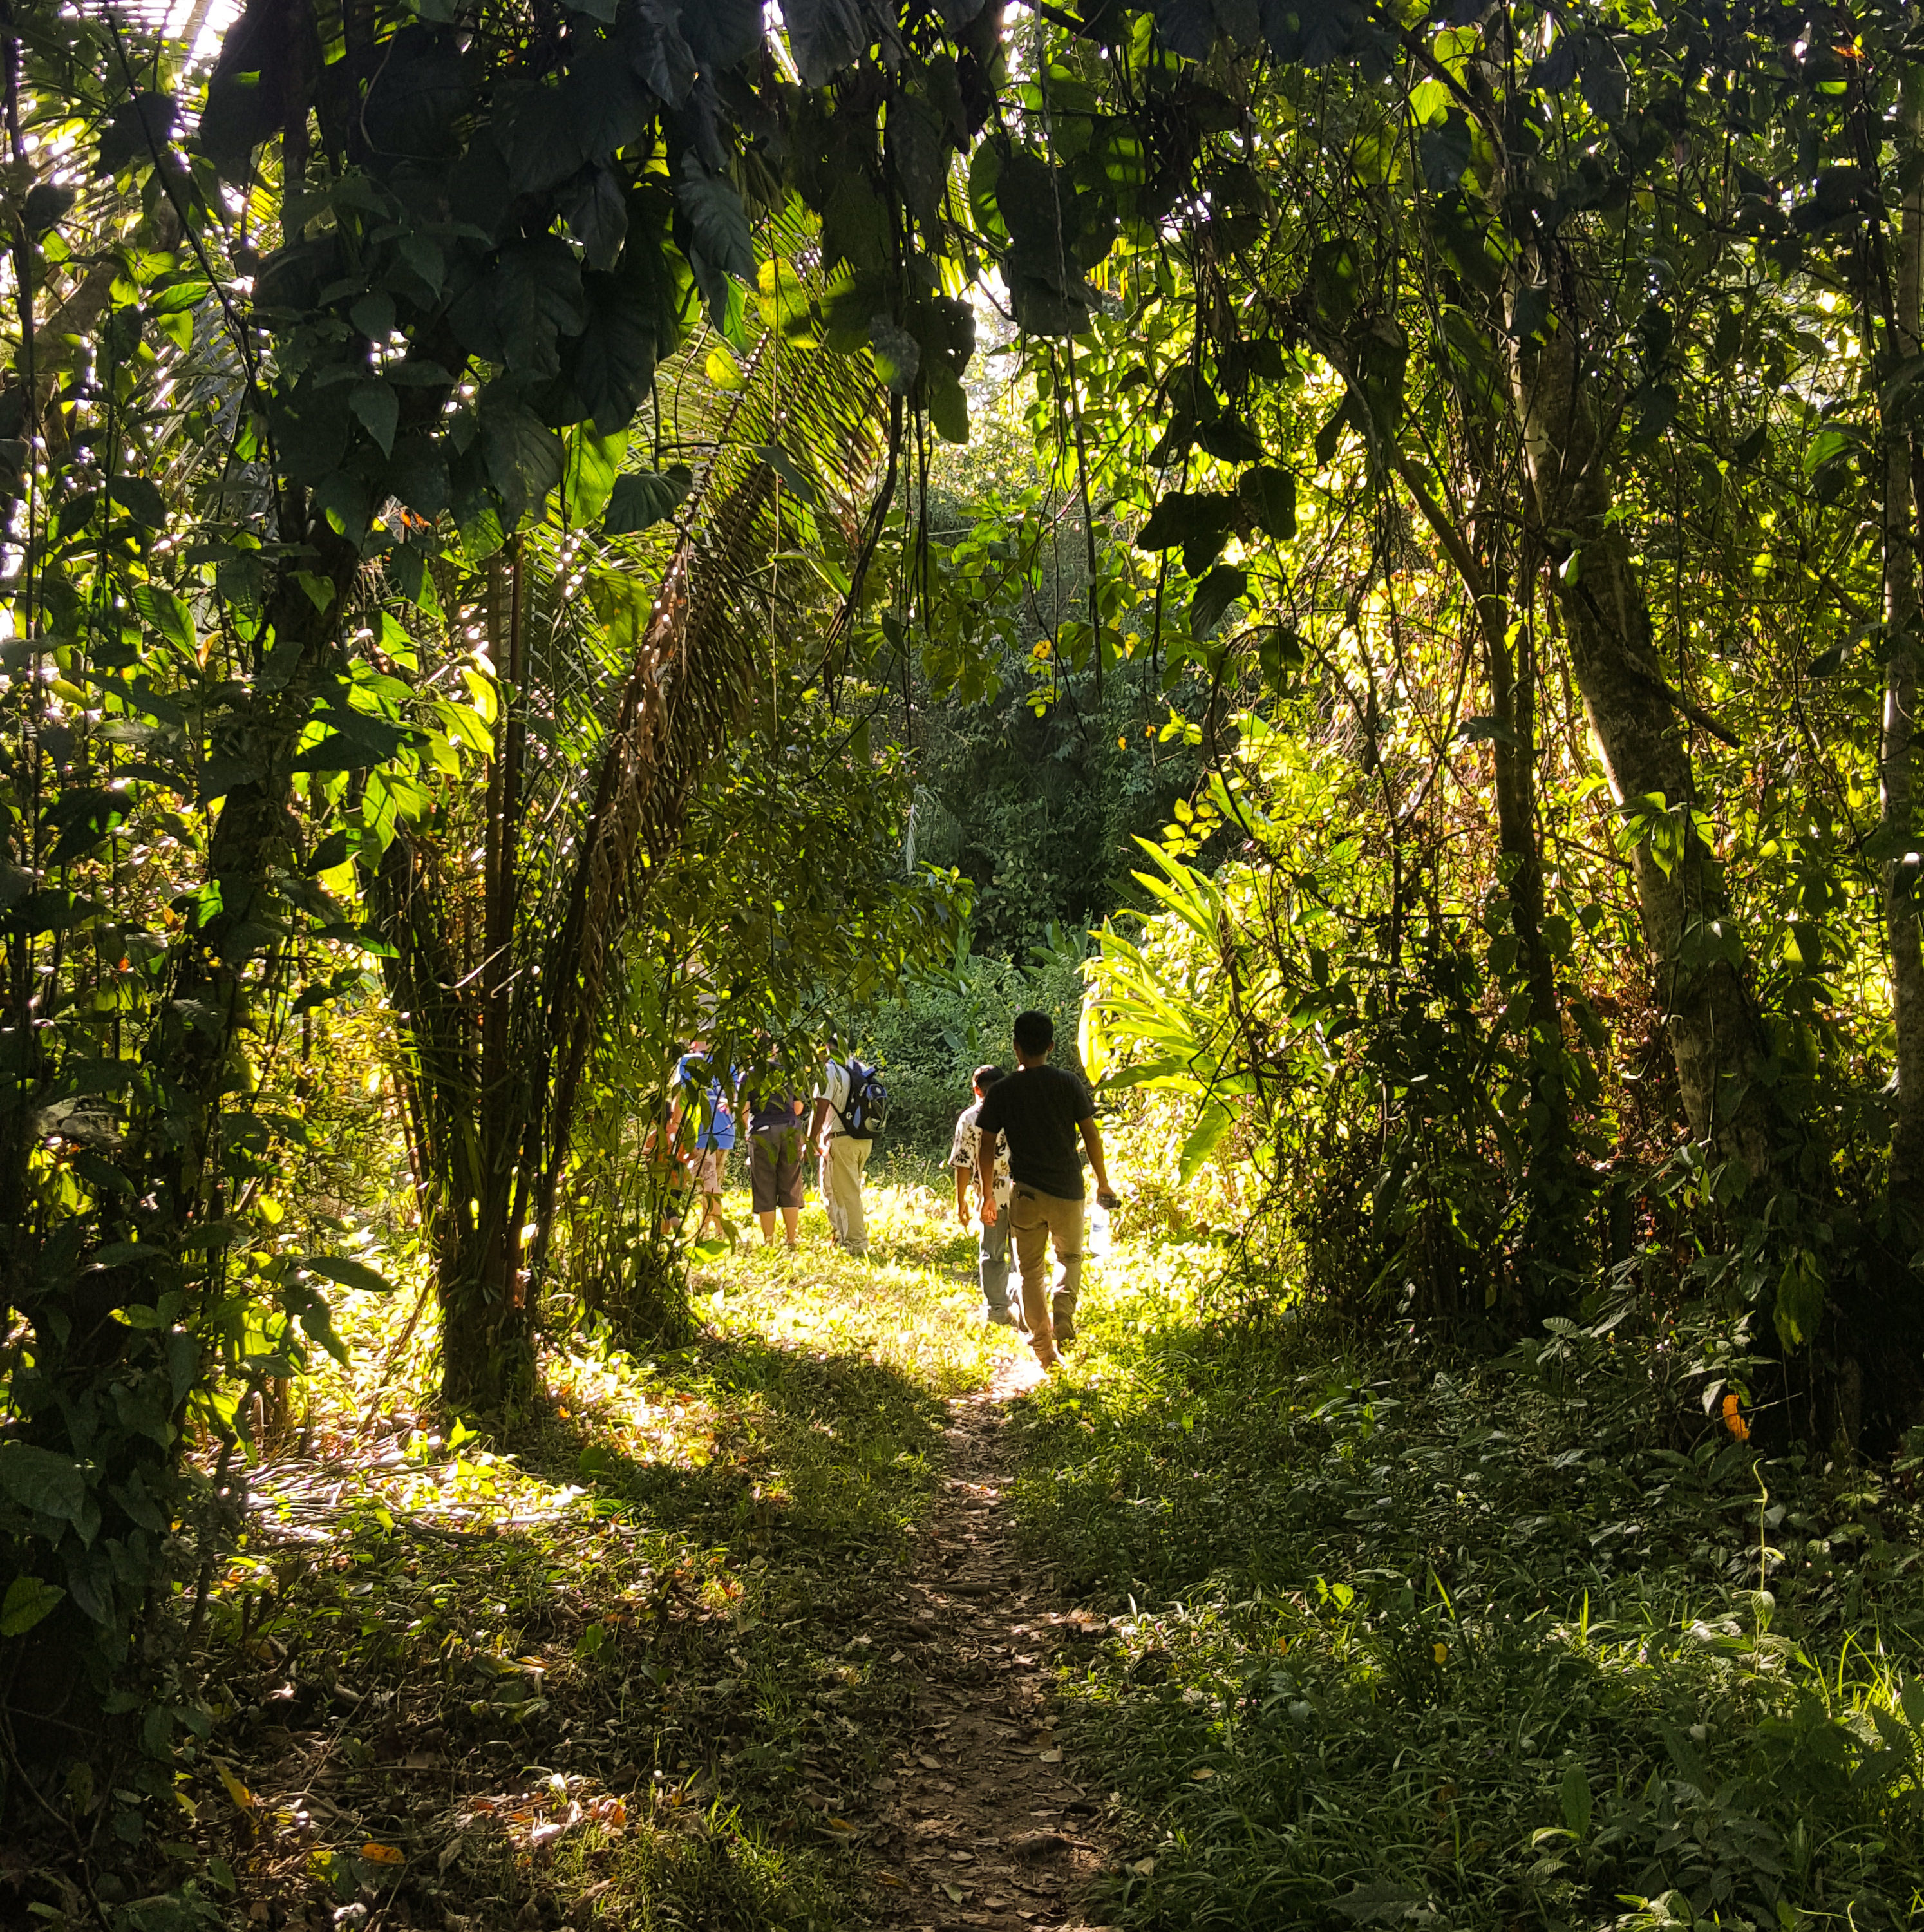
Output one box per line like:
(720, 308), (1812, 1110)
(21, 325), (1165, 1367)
(1136, 489), (1238, 576)
(481, 393), (565, 520)
(754, 444), (822, 504)
(567, 167), (630, 272)
(1237, 464), (1295, 539)
(1196, 413), (1264, 464)
(869, 316), (921, 394)
(604, 465), (692, 533)
(109, 475), (166, 528)
(680, 0), (764, 71)
(785, 0), (872, 86)
(627, 0), (697, 105)
(677, 155), (755, 285)
(1189, 564), (1247, 637)
(302, 1255), (396, 1295)
(350, 381), (398, 457)
(0, 1443), (88, 1526)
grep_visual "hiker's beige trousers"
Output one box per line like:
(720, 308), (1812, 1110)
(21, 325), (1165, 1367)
(821, 1133), (871, 1255)
(1011, 1184), (1084, 1340)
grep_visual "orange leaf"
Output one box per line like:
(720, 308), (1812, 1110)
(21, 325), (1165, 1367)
(361, 1843), (405, 1865)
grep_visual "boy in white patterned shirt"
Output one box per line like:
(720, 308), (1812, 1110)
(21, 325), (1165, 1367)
(950, 1065), (1019, 1327)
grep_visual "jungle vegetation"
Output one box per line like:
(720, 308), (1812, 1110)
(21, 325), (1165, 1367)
(7, 0), (1924, 1922)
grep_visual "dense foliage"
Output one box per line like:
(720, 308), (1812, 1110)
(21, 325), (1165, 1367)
(10, 0), (1924, 1921)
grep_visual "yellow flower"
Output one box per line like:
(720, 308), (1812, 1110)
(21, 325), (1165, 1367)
(1433, 1643), (1449, 1666)
(1722, 1392), (1750, 1442)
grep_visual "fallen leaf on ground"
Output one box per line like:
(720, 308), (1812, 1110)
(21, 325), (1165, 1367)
(918, 1753), (942, 1769)
(361, 1842), (404, 1865)
(1039, 1748), (1062, 1762)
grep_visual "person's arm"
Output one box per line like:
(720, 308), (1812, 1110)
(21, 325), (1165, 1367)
(1080, 1116), (1118, 1207)
(954, 1163), (972, 1222)
(808, 1094), (832, 1150)
(976, 1129), (1001, 1226)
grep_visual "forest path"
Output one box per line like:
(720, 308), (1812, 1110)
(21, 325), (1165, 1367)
(852, 1349), (1117, 1932)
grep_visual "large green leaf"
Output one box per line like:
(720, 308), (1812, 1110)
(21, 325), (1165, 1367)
(1238, 464), (1296, 540)
(302, 1255), (395, 1295)
(604, 465), (693, 534)
(680, 0), (764, 73)
(561, 263), (668, 431)
(489, 238), (587, 382)
(677, 155), (755, 285)
(480, 392), (566, 520)
(1189, 564), (1247, 637)
(563, 425), (627, 526)
(0, 1575), (65, 1637)
(626, 0), (697, 105)
(785, 0), (872, 86)
(1178, 1099), (1235, 1185)
(1135, 489), (1238, 576)
(0, 1443), (87, 1526)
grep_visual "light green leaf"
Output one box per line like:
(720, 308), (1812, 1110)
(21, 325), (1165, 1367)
(562, 425), (627, 526)
(0, 1575), (65, 1636)
(1178, 1099), (1234, 1186)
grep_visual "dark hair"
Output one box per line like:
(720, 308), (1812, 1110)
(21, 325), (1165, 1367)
(973, 1064), (1005, 1092)
(1012, 1009), (1054, 1055)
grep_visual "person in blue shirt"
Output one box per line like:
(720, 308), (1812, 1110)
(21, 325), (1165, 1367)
(670, 1040), (737, 1242)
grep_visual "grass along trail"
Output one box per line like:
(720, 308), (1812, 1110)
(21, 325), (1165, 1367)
(133, 1172), (1129, 1932)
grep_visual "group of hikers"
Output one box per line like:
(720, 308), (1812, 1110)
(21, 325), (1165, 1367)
(666, 1011), (1119, 1370)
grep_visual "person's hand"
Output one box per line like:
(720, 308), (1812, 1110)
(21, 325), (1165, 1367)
(1096, 1187), (1121, 1212)
(980, 1198), (999, 1229)
(957, 1200), (970, 1227)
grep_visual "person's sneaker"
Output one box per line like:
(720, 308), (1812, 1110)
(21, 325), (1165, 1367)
(1053, 1311), (1077, 1347)
(984, 1303), (1019, 1327)
(1033, 1347), (1060, 1371)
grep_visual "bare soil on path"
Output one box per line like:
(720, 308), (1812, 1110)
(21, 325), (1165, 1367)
(852, 1352), (1117, 1932)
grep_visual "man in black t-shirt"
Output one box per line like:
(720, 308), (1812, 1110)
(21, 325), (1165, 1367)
(975, 1009), (1120, 1367)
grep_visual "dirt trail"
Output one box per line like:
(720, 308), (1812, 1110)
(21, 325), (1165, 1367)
(856, 1352), (1117, 1932)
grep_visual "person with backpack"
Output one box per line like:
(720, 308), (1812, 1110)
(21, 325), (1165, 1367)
(809, 1046), (889, 1257)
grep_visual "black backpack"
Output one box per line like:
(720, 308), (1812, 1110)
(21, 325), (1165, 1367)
(837, 1060), (890, 1139)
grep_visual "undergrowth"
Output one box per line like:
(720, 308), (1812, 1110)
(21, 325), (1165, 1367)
(1017, 1261), (1924, 1931)
(5, 1182), (994, 1932)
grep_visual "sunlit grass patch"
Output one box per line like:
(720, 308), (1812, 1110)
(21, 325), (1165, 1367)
(692, 1174), (1018, 1398)
(185, 1177), (997, 1932)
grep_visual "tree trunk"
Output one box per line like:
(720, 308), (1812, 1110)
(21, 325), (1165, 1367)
(1509, 278), (1779, 1188)
(1883, 154), (1924, 1207)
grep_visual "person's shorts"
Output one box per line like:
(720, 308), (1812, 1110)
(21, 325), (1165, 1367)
(694, 1146), (727, 1195)
(750, 1128), (805, 1212)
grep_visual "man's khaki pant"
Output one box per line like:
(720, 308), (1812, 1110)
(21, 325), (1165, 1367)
(822, 1133), (871, 1255)
(1011, 1185), (1083, 1344)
